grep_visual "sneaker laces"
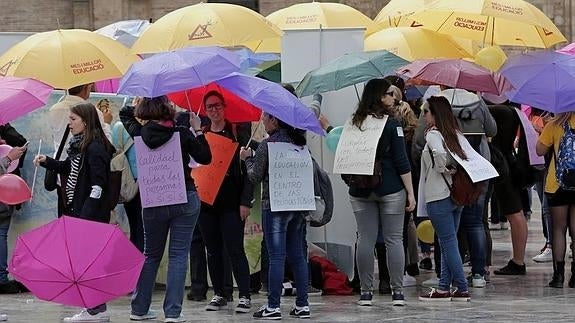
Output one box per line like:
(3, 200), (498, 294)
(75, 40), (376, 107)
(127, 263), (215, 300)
(210, 295), (224, 303)
(238, 297), (250, 305)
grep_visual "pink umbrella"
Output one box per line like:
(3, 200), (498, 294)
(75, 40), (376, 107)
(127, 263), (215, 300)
(397, 59), (511, 96)
(557, 42), (575, 55)
(0, 76), (53, 125)
(94, 78), (120, 93)
(9, 216), (144, 308)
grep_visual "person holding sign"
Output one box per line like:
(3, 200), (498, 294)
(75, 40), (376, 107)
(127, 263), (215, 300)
(34, 103), (116, 322)
(418, 96), (470, 302)
(240, 112), (311, 320)
(120, 97), (212, 323)
(338, 79), (415, 307)
(196, 91), (254, 314)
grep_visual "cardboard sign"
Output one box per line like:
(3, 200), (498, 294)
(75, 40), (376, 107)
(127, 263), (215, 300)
(135, 132), (187, 208)
(268, 142), (315, 212)
(516, 109), (545, 166)
(333, 115), (387, 174)
(450, 133), (499, 183)
(191, 132), (239, 205)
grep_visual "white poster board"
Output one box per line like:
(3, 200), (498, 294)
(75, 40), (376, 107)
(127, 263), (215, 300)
(451, 134), (499, 183)
(268, 143), (315, 212)
(281, 28), (365, 278)
(333, 115), (387, 175)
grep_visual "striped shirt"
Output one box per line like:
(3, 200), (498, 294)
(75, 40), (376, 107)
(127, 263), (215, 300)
(66, 155), (81, 204)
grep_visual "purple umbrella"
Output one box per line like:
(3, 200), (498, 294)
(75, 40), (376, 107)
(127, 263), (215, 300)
(213, 73), (324, 135)
(500, 51), (575, 113)
(0, 76), (53, 125)
(117, 46), (241, 97)
(397, 59), (511, 95)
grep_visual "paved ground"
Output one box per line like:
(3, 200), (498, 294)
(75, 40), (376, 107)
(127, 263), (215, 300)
(2, 208), (574, 322)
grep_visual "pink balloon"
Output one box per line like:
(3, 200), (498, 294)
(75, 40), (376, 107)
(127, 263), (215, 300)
(0, 145), (19, 173)
(0, 174), (32, 205)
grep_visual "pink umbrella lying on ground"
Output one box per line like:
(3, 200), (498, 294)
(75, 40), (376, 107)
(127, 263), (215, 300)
(0, 76), (52, 125)
(397, 59), (511, 96)
(9, 216), (144, 308)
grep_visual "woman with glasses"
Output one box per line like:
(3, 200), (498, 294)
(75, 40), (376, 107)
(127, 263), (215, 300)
(198, 91), (254, 313)
(346, 78), (416, 307)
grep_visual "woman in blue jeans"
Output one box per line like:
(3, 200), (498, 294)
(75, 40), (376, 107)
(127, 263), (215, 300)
(121, 97), (212, 322)
(419, 96), (470, 301)
(240, 112), (310, 320)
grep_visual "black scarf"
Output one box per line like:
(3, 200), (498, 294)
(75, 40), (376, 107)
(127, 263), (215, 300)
(67, 134), (84, 159)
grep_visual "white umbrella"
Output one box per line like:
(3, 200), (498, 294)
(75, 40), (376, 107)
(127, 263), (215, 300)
(95, 19), (151, 47)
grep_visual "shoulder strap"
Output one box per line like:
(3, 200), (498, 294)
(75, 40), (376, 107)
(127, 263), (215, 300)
(428, 147), (452, 190)
(55, 127), (70, 160)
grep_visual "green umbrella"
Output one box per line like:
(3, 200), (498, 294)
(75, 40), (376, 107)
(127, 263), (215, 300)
(295, 50), (409, 97)
(245, 61), (282, 83)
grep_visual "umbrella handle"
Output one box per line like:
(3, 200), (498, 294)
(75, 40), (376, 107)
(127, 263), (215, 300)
(246, 119), (263, 148)
(30, 139), (42, 200)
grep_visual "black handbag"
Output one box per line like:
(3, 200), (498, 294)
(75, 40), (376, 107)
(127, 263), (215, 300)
(44, 127), (70, 192)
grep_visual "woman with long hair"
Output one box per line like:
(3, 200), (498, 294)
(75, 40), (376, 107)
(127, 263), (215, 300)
(537, 111), (575, 288)
(34, 103), (116, 321)
(240, 111), (310, 320)
(120, 96), (212, 322)
(347, 78), (416, 307)
(198, 90), (253, 313)
(418, 96), (470, 301)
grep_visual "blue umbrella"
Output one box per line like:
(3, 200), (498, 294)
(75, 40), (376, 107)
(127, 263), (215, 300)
(213, 72), (324, 135)
(234, 47), (280, 71)
(501, 51), (575, 113)
(117, 46), (241, 97)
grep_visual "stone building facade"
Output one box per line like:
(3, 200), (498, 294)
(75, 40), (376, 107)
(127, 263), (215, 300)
(0, 0), (572, 42)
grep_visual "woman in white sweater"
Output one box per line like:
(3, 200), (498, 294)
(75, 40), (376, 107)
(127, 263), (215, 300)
(418, 96), (470, 302)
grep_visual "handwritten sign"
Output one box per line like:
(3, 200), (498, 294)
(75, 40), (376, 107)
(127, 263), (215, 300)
(134, 132), (187, 208)
(333, 115), (387, 174)
(450, 133), (499, 183)
(268, 142), (315, 212)
(191, 133), (239, 205)
(516, 109), (545, 166)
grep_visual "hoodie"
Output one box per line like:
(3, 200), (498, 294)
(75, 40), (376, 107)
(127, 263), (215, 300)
(412, 89), (497, 169)
(120, 105), (212, 192)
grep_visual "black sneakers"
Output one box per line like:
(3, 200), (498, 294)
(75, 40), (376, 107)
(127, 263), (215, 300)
(392, 290), (405, 306)
(494, 260), (526, 275)
(419, 258), (433, 271)
(289, 306), (311, 319)
(235, 296), (251, 313)
(357, 292), (373, 306)
(253, 306), (281, 320)
(205, 295), (227, 311)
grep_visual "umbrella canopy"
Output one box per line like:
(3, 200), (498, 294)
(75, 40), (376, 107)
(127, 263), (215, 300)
(558, 42), (575, 55)
(500, 51), (575, 113)
(95, 19), (151, 47)
(397, 58), (511, 95)
(295, 50), (409, 97)
(375, 0), (566, 48)
(234, 47), (280, 71)
(364, 27), (472, 61)
(131, 3), (282, 54)
(9, 216), (144, 308)
(0, 76), (52, 125)
(117, 46), (241, 97)
(247, 2), (379, 53)
(169, 83), (262, 123)
(0, 29), (139, 89)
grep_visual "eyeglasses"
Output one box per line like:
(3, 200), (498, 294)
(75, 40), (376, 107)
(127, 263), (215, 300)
(383, 92), (395, 97)
(205, 102), (224, 111)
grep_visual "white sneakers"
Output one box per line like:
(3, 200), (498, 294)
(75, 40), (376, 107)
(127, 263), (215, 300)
(471, 274), (487, 288)
(403, 274), (417, 287)
(533, 247), (553, 263)
(129, 310), (157, 321)
(164, 314), (186, 323)
(63, 310), (110, 322)
(0, 314), (6, 322)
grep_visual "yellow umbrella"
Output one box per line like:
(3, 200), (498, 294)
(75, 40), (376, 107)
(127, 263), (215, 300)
(247, 2), (380, 53)
(364, 27), (472, 61)
(375, 0), (434, 28)
(375, 0), (566, 48)
(0, 29), (139, 89)
(130, 3), (282, 54)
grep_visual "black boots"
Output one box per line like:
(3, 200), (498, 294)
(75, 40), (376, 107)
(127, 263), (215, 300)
(569, 262), (575, 288)
(549, 261), (565, 288)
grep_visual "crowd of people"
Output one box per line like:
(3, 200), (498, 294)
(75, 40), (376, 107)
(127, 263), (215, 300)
(0, 75), (573, 322)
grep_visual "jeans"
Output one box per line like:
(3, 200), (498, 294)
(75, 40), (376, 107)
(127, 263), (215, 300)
(350, 190), (406, 293)
(459, 188), (488, 276)
(534, 177), (552, 244)
(0, 222), (9, 283)
(123, 192), (144, 252)
(199, 207), (250, 298)
(262, 209), (308, 309)
(131, 191), (201, 319)
(427, 197), (467, 292)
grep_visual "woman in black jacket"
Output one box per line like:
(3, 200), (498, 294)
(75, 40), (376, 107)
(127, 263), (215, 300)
(34, 103), (115, 322)
(121, 96), (211, 323)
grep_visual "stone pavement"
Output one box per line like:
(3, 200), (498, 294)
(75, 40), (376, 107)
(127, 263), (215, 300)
(2, 210), (574, 322)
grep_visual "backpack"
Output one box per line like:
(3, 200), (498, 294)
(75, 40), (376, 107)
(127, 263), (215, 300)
(555, 122), (575, 190)
(308, 157), (334, 227)
(488, 143), (509, 183)
(453, 107), (484, 153)
(111, 133), (139, 203)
